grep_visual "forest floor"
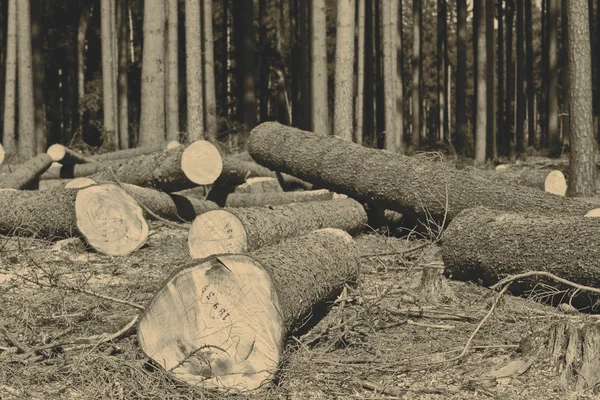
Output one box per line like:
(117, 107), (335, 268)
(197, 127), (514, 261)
(1, 220), (593, 400)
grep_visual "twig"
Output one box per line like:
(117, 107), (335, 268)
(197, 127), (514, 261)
(167, 344), (229, 373)
(62, 315), (139, 351)
(388, 307), (477, 322)
(491, 270), (600, 296)
(0, 323), (32, 354)
(108, 168), (190, 230)
(407, 320), (454, 330)
(360, 380), (459, 397)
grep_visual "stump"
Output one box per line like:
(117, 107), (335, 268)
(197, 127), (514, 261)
(188, 198), (367, 259)
(138, 228), (359, 391)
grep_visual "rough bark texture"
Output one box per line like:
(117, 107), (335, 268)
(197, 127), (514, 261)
(16, 0), (36, 159)
(139, 0), (166, 146)
(249, 122), (600, 223)
(88, 142), (174, 162)
(548, 0), (560, 154)
(310, 0), (329, 136)
(485, 0), (496, 159)
(566, 1), (596, 196)
(411, 0), (422, 150)
(474, 0), (487, 164)
(381, 0), (396, 151)
(217, 156), (312, 190)
(525, 0), (535, 148)
(454, 0), (467, 153)
(101, 0), (118, 146)
(233, 177), (283, 194)
(138, 228), (359, 390)
(118, 0), (129, 149)
(0, 154), (53, 189)
(442, 207), (600, 298)
(188, 198), (366, 259)
(185, 0), (204, 141)
(91, 142), (222, 191)
(355, 0), (365, 144)
(47, 144), (93, 164)
(483, 167), (567, 196)
(40, 158), (132, 180)
(165, 0), (179, 142)
(394, 0), (404, 152)
(2, 0), (17, 159)
(333, 0), (355, 141)
(202, 0), (217, 141)
(504, 0), (515, 156)
(225, 189), (336, 208)
(516, 0), (525, 154)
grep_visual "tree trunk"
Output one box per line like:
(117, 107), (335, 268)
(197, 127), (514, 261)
(138, 228), (359, 391)
(378, 0), (395, 150)
(525, 0), (535, 148)
(516, 0), (526, 154)
(91, 141), (223, 191)
(363, 0), (375, 145)
(220, 0), (229, 118)
(437, 0), (447, 146)
(487, 166), (567, 196)
(394, 0), (404, 152)
(541, 0), (548, 147)
(16, 0), (36, 159)
(216, 156), (313, 190)
(333, 0), (355, 141)
(442, 207), (600, 295)
(486, 0), (496, 160)
(118, 0), (130, 149)
(566, 0), (596, 197)
(497, 1), (505, 156)
(31, 0), (45, 154)
(225, 189), (337, 208)
(165, 0), (179, 142)
(78, 0), (93, 133)
(101, 0), (118, 147)
(233, 0), (257, 130)
(310, 0), (329, 136)
(504, 0), (515, 156)
(455, 0), (467, 153)
(185, 0), (204, 141)
(561, 0), (570, 148)
(355, 0), (365, 144)
(474, 0), (487, 164)
(0, 185), (148, 256)
(188, 197), (366, 258)
(2, 0), (17, 160)
(203, 0), (218, 141)
(140, 0), (166, 146)
(249, 122), (600, 224)
(548, 0), (560, 154)
(39, 158), (138, 180)
(0, 154), (53, 189)
(411, 0), (422, 150)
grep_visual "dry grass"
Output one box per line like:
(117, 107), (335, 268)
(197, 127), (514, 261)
(0, 224), (589, 399)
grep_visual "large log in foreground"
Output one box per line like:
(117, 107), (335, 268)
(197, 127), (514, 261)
(249, 122), (599, 223)
(138, 228), (359, 391)
(441, 207), (600, 296)
(91, 140), (223, 191)
(0, 153), (53, 189)
(0, 184), (148, 255)
(188, 198), (366, 259)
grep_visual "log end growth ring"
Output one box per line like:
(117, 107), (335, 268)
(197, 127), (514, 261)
(47, 144), (68, 162)
(585, 208), (600, 217)
(75, 184), (149, 256)
(188, 210), (247, 259)
(138, 254), (283, 391)
(181, 141), (223, 185)
(544, 170), (567, 196)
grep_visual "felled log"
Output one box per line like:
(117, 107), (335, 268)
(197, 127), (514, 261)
(441, 206), (600, 293)
(487, 166), (567, 196)
(234, 177), (283, 194)
(88, 141), (180, 162)
(218, 156), (312, 190)
(0, 184), (148, 256)
(0, 153), (53, 189)
(138, 228), (359, 391)
(40, 158), (131, 180)
(91, 140), (223, 191)
(64, 177), (97, 189)
(0, 144), (4, 165)
(249, 122), (599, 223)
(47, 144), (93, 164)
(225, 189), (338, 208)
(188, 198), (367, 259)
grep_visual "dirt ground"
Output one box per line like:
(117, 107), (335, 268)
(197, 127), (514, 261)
(0, 222), (596, 399)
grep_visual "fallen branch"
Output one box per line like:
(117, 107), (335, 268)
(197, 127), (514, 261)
(491, 271), (600, 297)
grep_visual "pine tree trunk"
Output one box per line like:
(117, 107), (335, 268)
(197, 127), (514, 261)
(541, 0), (548, 147)
(225, 189), (336, 208)
(394, 0), (405, 152)
(505, 0), (515, 156)
(363, 0), (375, 145)
(566, 0), (596, 196)
(455, 0), (467, 153)
(0, 154), (53, 190)
(474, 0), (487, 164)
(355, 0), (365, 144)
(185, 0), (204, 141)
(437, 0), (447, 145)
(165, 0), (179, 142)
(486, 0), (496, 160)
(561, 0), (570, 148)
(78, 0), (93, 133)
(117, 0), (129, 149)
(220, 0), (229, 118)
(140, 0), (166, 146)
(233, 0), (257, 129)
(548, 0), (561, 154)
(525, 0), (535, 148)
(203, 0), (218, 141)
(497, 1), (505, 156)
(516, 0), (525, 154)
(311, 0), (329, 136)
(16, 0), (36, 159)
(380, 0), (396, 151)
(101, 0), (118, 147)
(411, 0), (422, 150)
(249, 122), (600, 224)
(31, 0), (46, 154)
(333, 0), (355, 141)
(2, 0), (17, 160)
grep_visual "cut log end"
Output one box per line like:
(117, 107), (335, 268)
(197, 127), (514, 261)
(585, 208), (600, 217)
(65, 177), (97, 189)
(167, 140), (181, 149)
(0, 144), (4, 165)
(188, 210), (247, 259)
(138, 254), (283, 391)
(181, 141), (223, 185)
(544, 170), (567, 196)
(75, 184), (149, 256)
(46, 144), (68, 162)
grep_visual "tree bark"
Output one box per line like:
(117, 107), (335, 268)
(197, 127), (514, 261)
(442, 207), (600, 295)
(30, 0), (45, 154)
(138, 228), (359, 391)
(516, 0), (526, 154)
(216, 156), (312, 190)
(566, 0), (596, 196)
(504, 0), (515, 156)
(474, 0), (487, 164)
(77, 0), (93, 133)
(16, 0), (36, 159)
(497, 1), (505, 156)
(2, 0), (17, 160)
(233, 0), (257, 129)
(548, 0), (561, 154)
(165, 0), (179, 142)
(91, 141), (223, 191)
(455, 0), (467, 154)
(486, 167), (567, 196)
(249, 122), (600, 224)
(88, 141), (178, 162)
(355, 0), (365, 144)
(363, 0), (375, 145)
(0, 154), (53, 189)
(186, 0), (204, 141)
(188, 198), (366, 259)
(333, 0), (355, 141)
(525, 0), (535, 148)
(225, 189), (337, 208)
(203, 0), (218, 141)
(140, 0), (166, 146)
(380, 0), (396, 151)
(411, 0), (422, 150)
(486, 0), (496, 160)
(101, 0), (118, 147)
(394, 0), (404, 152)
(437, 0), (447, 146)
(310, 0), (329, 136)
(118, 0), (130, 149)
